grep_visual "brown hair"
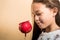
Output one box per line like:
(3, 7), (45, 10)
(32, 0), (60, 26)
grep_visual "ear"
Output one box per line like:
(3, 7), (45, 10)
(52, 7), (58, 17)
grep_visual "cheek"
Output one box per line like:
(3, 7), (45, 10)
(40, 9), (53, 22)
(41, 13), (53, 24)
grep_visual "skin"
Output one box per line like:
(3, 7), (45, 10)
(32, 3), (60, 32)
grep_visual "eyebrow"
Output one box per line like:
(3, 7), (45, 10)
(33, 10), (39, 14)
(35, 10), (39, 13)
(35, 10), (42, 14)
(32, 10), (42, 15)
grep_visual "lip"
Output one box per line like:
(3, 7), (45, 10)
(36, 22), (42, 25)
(37, 22), (41, 24)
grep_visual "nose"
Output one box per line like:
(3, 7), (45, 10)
(34, 15), (39, 21)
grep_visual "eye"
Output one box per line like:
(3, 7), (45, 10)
(36, 13), (41, 16)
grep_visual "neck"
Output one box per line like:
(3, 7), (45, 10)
(43, 19), (60, 33)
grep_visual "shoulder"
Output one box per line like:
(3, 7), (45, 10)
(38, 30), (60, 40)
(53, 30), (60, 40)
(54, 34), (60, 40)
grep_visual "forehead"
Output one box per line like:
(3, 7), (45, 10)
(32, 3), (48, 13)
(32, 3), (45, 7)
(32, 3), (46, 11)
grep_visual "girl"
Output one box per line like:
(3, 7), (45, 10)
(32, 0), (60, 40)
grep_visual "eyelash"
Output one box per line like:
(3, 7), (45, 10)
(32, 12), (42, 17)
(33, 13), (41, 17)
(36, 14), (41, 16)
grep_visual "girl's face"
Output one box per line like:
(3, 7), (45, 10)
(32, 3), (55, 29)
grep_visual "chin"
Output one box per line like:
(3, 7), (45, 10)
(39, 27), (44, 29)
(39, 26), (46, 30)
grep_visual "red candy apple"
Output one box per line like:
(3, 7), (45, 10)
(19, 21), (32, 37)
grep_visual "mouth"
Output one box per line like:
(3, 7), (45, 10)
(37, 21), (43, 26)
(37, 22), (42, 26)
(37, 21), (42, 24)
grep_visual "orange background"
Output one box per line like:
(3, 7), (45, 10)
(0, 0), (33, 40)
